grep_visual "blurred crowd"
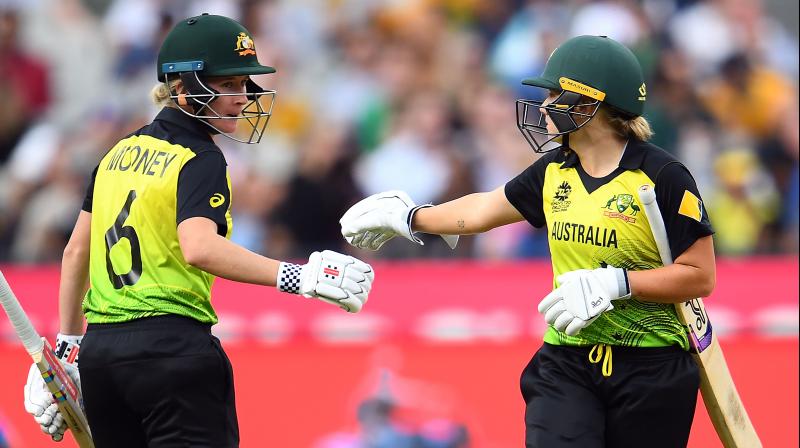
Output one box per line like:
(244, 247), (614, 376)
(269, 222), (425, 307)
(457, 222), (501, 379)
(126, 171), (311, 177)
(0, 0), (797, 263)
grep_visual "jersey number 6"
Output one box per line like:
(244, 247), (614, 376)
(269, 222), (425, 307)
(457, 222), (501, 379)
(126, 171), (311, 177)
(105, 190), (143, 289)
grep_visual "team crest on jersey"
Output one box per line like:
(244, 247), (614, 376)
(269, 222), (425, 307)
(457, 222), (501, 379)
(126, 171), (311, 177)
(602, 194), (640, 223)
(235, 32), (256, 56)
(552, 181), (572, 212)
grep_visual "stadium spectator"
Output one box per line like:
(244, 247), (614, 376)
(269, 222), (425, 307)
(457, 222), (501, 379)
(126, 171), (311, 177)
(0, 8), (50, 164)
(0, 0), (795, 261)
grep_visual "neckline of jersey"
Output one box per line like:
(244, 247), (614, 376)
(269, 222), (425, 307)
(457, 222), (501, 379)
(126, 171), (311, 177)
(153, 107), (216, 143)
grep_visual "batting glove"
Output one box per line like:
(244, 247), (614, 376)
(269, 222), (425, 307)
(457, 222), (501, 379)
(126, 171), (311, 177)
(23, 334), (82, 442)
(339, 190), (458, 251)
(277, 250), (374, 313)
(537, 266), (631, 336)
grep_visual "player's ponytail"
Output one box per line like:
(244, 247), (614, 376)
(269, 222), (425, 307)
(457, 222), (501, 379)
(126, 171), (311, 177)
(150, 79), (183, 107)
(602, 105), (653, 141)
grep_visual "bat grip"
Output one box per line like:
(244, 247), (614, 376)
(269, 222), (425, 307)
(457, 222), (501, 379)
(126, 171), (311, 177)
(0, 271), (45, 355)
(637, 185), (674, 265)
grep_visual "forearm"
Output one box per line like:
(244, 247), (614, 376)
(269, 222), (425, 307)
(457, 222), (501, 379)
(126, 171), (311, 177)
(627, 235), (716, 303)
(413, 194), (482, 235)
(59, 245), (89, 334)
(628, 263), (715, 303)
(413, 188), (523, 235)
(184, 233), (282, 286)
(58, 211), (92, 335)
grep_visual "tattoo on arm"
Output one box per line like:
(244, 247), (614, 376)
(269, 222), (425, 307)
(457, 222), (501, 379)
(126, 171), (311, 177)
(457, 219), (465, 229)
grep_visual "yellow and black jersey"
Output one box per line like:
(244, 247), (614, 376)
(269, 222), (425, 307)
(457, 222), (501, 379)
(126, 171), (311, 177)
(81, 108), (233, 324)
(505, 139), (714, 348)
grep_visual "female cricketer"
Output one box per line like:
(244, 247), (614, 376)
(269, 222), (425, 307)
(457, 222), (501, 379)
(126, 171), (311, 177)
(340, 35), (715, 448)
(23, 14), (374, 447)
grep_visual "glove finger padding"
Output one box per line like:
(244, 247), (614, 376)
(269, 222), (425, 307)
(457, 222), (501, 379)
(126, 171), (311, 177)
(34, 403), (57, 427)
(368, 232), (394, 250)
(315, 282), (349, 301)
(47, 405), (65, 435)
(352, 259), (374, 280)
(543, 300), (567, 325)
(300, 251), (373, 313)
(358, 231), (386, 250)
(342, 213), (393, 240)
(348, 231), (366, 247)
(537, 289), (562, 314)
(52, 425), (66, 442)
(341, 278), (365, 296)
(339, 292), (366, 313)
(343, 267), (367, 284)
(314, 285), (367, 313)
(565, 315), (598, 336)
(346, 259), (374, 285)
(24, 364), (50, 417)
(553, 310), (576, 333)
(36, 403), (66, 437)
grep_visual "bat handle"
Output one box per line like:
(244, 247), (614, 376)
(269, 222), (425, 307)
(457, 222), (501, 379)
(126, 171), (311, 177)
(638, 184), (656, 205)
(637, 185), (674, 265)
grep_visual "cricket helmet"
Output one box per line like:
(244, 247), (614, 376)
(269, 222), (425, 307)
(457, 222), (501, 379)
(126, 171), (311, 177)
(516, 35), (646, 152)
(157, 13), (276, 144)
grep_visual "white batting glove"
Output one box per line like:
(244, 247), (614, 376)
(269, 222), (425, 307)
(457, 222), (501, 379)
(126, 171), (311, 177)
(23, 334), (82, 442)
(340, 190), (458, 251)
(277, 250), (375, 313)
(537, 266), (631, 336)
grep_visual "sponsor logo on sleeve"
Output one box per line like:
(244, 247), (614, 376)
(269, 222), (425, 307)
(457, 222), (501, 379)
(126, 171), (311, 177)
(210, 193), (226, 208)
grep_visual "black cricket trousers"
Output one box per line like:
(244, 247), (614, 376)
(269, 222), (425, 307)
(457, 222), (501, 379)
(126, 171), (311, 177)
(79, 315), (239, 448)
(521, 342), (699, 448)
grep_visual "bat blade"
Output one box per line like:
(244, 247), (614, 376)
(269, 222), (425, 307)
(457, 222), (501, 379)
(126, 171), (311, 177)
(694, 335), (762, 447)
(0, 271), (95, 448)
(638, 185), (761, 448)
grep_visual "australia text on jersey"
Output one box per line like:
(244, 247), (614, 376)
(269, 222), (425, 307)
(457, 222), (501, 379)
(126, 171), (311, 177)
(550, 221), (618, 248)
(105, 145), (178, 177)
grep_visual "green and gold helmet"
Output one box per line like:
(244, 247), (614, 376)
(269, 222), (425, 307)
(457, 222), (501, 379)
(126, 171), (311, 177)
(516, 35), (646, 152)
(157, 13), (277, 144)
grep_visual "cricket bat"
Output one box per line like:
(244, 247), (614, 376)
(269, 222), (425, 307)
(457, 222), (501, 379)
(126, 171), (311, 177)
(0, 270), (94, 448)
(637, 185), (761, 448)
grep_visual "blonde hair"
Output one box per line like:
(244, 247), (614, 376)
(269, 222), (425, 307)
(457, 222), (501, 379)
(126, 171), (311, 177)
(150, 79), (183, 107)
(602, 105), (653, 141)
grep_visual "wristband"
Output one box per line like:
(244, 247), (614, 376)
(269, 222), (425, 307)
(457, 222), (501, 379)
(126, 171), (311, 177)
(406, 204), (432, 244)
(277, 262), (303, 294)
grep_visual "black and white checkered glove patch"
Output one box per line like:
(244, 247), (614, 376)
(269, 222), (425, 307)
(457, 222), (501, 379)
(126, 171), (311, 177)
(277, 262), (303, 294)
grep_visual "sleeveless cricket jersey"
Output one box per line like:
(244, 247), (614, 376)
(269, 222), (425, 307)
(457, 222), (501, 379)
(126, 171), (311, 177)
(505, 139), (714, 348)
(81, 108), (233, 324)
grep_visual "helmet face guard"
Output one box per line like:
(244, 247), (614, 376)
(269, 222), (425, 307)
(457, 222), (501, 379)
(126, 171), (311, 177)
(162, 66), (275, 145)
(516, 90), (600, 153)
